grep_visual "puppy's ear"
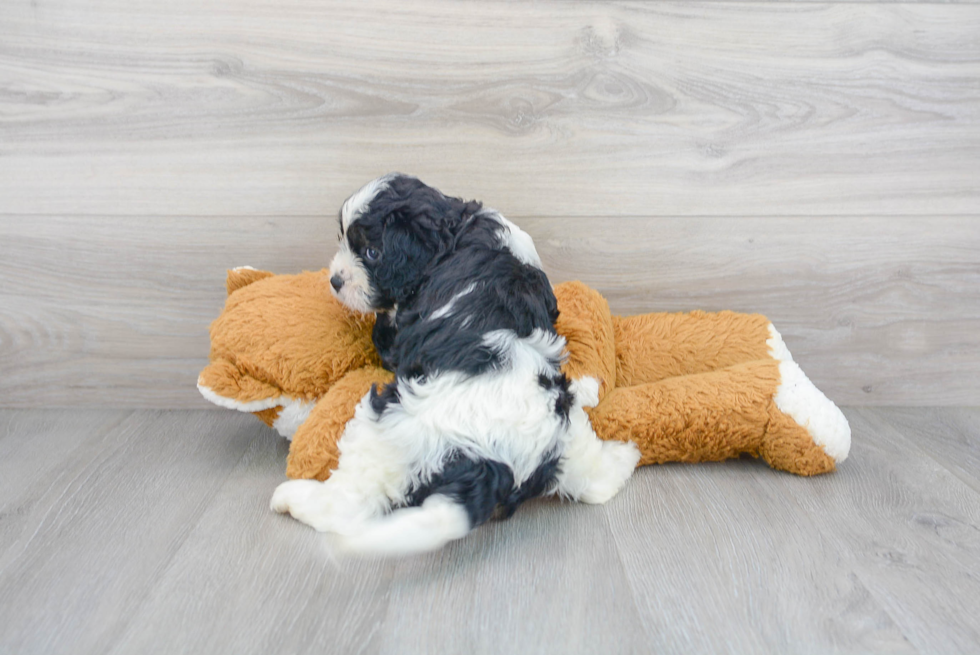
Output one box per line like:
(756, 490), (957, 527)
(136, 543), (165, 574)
(384, 200), (458, 253)
(375, 220), (439, 306)
(415, 195), (484, 254)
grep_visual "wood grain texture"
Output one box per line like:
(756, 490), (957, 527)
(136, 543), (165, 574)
(105, 415), (398, 655)
(1, 0), (978, 409)
(110, 439), (648, 655)
(373, 501), (648, 655)
(1, 2), (979, 217)
(872, 407), (980, 493)
(535, 215), (980, 406)
(2, 407), (979, 654)
(0, 410), (131, 561)
(1, 215), (976, 407)
(0, 410), (261, 655)
(606, 462), (917, 653)
(794, 408), (980, 653)
(0, 215), (332, 408)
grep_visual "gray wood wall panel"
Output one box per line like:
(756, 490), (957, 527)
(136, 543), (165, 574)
(1, 3), (978, 217)
(1, 1), (978, 408)
(1, 215), (976, 407)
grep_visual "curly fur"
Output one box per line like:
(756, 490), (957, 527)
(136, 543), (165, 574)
(272, 174), (639, 556)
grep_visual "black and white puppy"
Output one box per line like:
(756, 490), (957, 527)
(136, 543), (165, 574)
(271, 174), (639, 555)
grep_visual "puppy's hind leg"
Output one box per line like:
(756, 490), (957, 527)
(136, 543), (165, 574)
(271, 413), (410, 535)
(555, 377), (640, 504)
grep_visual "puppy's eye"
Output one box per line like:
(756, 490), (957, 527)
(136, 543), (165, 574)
(364, 247), (381, 262)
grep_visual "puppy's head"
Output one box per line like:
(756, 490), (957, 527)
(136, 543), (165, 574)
(328, 173), (482, 313)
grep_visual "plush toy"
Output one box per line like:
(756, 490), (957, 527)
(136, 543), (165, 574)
(198, 267), (850, 480)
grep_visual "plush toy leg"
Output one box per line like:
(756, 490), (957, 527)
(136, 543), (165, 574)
(286, 366), (394, 481)
(761, 399), (838, 476)
(764, 326), (851, 469)
(599, 311), (849, 475)
(612, 310), (775, 387)
(554, 378), (641, 503)
(588, 360), (779, 465)
(587, 357), (846, 476)
(197, 361), (284, 413)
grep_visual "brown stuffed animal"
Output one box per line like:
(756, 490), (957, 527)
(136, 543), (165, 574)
(199, 268), (850, 480)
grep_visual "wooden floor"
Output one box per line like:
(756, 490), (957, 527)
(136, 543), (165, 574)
(1, 407), (978, 654)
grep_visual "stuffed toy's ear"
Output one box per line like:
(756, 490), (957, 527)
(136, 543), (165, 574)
(225, 266), (276, 295)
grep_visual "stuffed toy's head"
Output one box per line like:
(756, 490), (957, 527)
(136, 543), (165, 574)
(197, 267), (381, 436)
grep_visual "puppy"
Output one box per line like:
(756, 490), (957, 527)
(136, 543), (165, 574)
(271, 173), (639, 555)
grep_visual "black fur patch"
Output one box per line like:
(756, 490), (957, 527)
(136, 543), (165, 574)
(372, 311), (398, 372)
(368, 382), (400, 416)
(389, 245), (558, 379)
(404, 451), (561, 528)
(538, 372), (574, 425)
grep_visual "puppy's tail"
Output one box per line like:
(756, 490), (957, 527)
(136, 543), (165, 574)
(338, 494), (472, 557)
(339, 454), (555, 557)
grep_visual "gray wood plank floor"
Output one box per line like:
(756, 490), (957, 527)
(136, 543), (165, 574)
(1, 407), (978, 655)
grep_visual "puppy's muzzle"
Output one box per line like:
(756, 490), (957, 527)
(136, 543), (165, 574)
(330, 274), (345, 292)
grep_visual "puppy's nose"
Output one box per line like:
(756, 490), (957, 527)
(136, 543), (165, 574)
(330, 274), (344, 292)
